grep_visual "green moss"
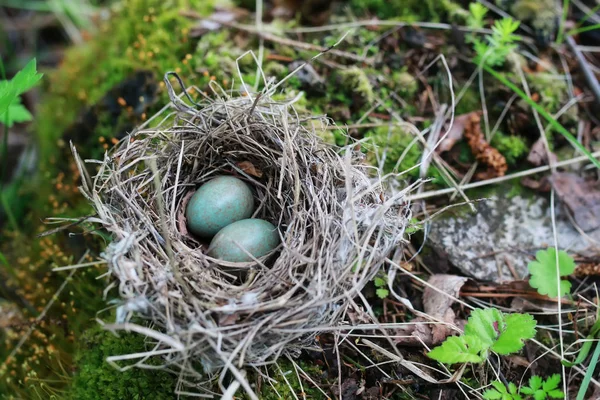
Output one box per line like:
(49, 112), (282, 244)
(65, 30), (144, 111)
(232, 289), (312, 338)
(36, 0), (216, 165)
(364, 126), (443, 184)
(500, 0), (557, 43)
(337, 67), (375, 105)
(455, 86), (481, 115)
(250, 360), (325, 400)
(349, 0), (467, 22)
(392, 71), (418, 97)
(1, 0), (217, 397)
(490, 132), (528, 165)
(70, 327), (176, 400)
(527, 73), (574, 116)
(263, 62), (288, 80)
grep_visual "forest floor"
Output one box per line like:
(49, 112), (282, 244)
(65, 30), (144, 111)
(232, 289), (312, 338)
(1, 0), (600, 399)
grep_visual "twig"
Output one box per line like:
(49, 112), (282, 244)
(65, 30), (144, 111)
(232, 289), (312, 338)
(408, 150), (600, 201)
(565, 36), (600, 105)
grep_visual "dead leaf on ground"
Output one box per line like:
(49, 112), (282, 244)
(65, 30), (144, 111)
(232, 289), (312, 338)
(521, 176), (551, 191)
(437, 112), (477, 153)
(395, 274), (468, 346)
(527, 137), (557, 166)
(331, 378), (360, 400)
(549, 172), (600, 232)
(424, 275), (469, 344)
(237, 161), (263, 178)
(394, 317), (433, 346)
(574, 262), (600, 277)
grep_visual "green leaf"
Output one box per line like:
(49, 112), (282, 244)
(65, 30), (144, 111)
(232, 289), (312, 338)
(482, 389), (503, 400)
(492, 313), (537, 354)
(534, 390), (546, 400)
(528, 248), (575, 298)
(373, 277), (386, 287)
(543, 374), (561, 392)
(10, 58), (43, 95)
(0, 100), (33, 127)
(429, 308), (536, 365)
(492, 381), (509, 394)
(521, 387), (534, 395)
(0, 58), (42, 123)
(427, 335), (484, 364)
(0, 84), (17, 115)
(375, 288), (389, 299)
(529, 375), (543, 391)
(484, 381), (522, 400)
(548, 390), (564, 399)
(464, 308), (504, 349)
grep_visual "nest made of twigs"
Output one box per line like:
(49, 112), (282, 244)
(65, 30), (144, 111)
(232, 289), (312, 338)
(74, 74), (411, 392)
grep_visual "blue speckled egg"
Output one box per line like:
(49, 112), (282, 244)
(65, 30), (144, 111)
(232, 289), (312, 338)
(208, 219), (280, 262)
(185, 176), (254, 238)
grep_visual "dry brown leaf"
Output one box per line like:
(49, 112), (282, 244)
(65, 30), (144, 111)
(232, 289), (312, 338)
(437, 112), (477, 153)
(574, 262), (600, 277)
(393, 317), (433, 346)
(424, 274), (469, 344)
(550, 172), (600, 232)
(527, 137), (557, 166)
(237, 161), (263, 178)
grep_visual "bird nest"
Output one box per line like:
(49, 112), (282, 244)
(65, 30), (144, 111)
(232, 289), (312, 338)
(74, 74), (411, 393)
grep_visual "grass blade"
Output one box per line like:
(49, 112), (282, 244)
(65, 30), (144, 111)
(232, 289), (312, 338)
(483, 64), (600, 169)
(576, 339), (600, 400)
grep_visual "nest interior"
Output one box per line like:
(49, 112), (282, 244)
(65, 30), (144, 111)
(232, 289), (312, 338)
(76, 77), (411, 386)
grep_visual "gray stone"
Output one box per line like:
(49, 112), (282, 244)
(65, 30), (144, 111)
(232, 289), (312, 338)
(428, 191), (600, 281)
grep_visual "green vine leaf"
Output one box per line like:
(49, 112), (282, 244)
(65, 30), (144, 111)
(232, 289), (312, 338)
(528, 248), (575, 298)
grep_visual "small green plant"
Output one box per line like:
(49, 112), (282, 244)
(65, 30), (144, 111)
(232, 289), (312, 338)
(467, 2), (488, 29)
(520, 374), (564, 399)
(483, 375), (564, 400)
(373, 274), (389, 299)
(469, 15), (521, 67)
(483, 381), (522, 400)
(427, 308), (536, 364)
(0, 58), (43, 127)
(527, 248), (575, 298)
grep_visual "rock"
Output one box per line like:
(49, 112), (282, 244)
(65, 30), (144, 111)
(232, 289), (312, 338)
(428, 186), (600, 281)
